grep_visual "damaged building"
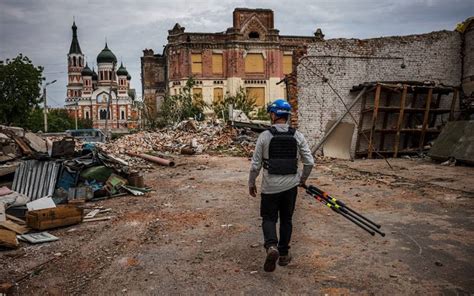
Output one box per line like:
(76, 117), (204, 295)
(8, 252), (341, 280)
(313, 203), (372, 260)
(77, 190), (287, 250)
(141, 8), (322, 116)
(294, 18), (474, 160)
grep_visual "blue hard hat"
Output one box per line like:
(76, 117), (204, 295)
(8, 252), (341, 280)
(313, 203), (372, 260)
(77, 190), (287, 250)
(267, 99), (291, 116)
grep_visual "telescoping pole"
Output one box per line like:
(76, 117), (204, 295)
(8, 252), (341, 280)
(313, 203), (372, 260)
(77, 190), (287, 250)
(301, 184), (385, 237)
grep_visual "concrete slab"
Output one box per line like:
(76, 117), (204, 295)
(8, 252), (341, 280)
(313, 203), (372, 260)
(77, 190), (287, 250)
(429, 120), (474, 164)
(322, 121), (355, 160)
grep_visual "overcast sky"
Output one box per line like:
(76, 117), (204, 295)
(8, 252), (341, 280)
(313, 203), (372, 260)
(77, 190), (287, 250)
(0, 0), (472, 107)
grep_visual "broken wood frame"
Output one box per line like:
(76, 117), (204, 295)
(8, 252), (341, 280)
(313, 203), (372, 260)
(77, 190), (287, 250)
(354, 82), (459, 158)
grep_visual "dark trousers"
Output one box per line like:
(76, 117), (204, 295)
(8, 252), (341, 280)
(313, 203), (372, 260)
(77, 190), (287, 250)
(260, 186), (297, 256)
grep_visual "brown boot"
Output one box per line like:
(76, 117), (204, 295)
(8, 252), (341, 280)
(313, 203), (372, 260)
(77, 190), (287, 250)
(263, 246), (280, 272)
(278, 252), (292, 266)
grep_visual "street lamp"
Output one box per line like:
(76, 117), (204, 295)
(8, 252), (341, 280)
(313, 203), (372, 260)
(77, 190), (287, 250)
(43, 79), (57, 132)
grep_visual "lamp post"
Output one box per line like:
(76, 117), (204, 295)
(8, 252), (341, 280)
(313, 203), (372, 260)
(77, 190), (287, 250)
(105, 61), (116, 141)
(43, 79), (57, 132)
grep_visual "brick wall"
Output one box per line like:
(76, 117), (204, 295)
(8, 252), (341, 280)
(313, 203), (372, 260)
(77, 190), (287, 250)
(463, 21), (474, 96)
(297, 30), (462, 157)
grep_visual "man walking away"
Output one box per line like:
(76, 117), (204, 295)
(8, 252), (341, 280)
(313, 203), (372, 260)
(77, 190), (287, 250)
(248, 99), (314, 272)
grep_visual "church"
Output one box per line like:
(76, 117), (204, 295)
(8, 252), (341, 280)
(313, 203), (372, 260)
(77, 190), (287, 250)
(65, 22), (138, 131)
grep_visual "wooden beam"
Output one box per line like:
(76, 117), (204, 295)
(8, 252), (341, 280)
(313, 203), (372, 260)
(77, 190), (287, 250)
(379, 92), (393, 151)
(355, 90), (368, 155)
(311, 87), (368, 155)
(403, 92), (417, 149)
(449, 89), (458, 121)
(419, 88), (433, 150)
(394, 86), (408, 157)
(368, 84), (382, 159)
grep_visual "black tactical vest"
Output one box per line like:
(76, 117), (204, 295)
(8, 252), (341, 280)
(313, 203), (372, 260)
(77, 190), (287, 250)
(263, 127), (298, 175)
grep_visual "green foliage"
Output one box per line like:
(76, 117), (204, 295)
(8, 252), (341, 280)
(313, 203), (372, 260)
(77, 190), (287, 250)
(254, 106), (271, 120)
(0, 54), (44, 126)
(160, 77), (206, 125)
(212, 87), (256, 120)
(26, 108), (92, 132)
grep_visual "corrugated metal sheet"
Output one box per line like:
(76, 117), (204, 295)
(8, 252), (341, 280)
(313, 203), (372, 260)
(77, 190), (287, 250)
(12, 160), (61, 201)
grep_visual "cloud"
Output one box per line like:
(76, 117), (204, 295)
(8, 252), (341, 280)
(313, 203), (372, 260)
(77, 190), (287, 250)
(0, 0), (472, 107)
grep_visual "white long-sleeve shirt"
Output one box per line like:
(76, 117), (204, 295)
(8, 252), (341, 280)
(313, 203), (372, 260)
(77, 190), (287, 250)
(248, 124), (315, 194)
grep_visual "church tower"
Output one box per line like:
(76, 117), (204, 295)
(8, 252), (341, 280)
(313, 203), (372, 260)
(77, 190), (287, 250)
(66, 21), (84, 104)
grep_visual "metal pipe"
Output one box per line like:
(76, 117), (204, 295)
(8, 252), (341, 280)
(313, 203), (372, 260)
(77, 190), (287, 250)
(126, 152), (175, 167)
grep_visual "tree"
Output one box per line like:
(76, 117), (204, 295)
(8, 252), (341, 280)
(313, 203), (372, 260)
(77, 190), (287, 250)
(212, 87), (256, 120)
(160, 77), (206, 126)
(26, 108), (92, 132)
(0, 54), (43, 126)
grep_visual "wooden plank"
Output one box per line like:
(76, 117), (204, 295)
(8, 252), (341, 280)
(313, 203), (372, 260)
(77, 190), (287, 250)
(394, 86), (408, 157)
(355, 89), (368, 154)
(12, 136), (32, 155)
(368, 84), (382, 158)
(419, 88), (433, 150)
(6, 214), (26, 225)
(449, 89), (458, 121)
(83, 216), (114, 222)
(0, 220), (30, 234)
(379, 92), (393, 151)
(0, 204), (5, 222)
(0, 229), (19, 248)
(84, 209), (100, 219)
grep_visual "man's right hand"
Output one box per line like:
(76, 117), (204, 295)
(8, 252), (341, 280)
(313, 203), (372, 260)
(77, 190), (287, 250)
(249, 186), (257, 197)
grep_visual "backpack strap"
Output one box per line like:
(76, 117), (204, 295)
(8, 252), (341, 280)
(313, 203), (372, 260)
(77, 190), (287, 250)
(267, 126), (296, 136)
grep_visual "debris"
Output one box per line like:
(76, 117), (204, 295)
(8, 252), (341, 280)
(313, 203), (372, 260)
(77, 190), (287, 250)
(50, 137), (75, 157)
(6, 214), (26, 225)
(24, 132), (47, 153)
(83, 216), (114, 223)
(18, 232), (59, 244)
(80, 166), (113, 182)
(0, 190), (29, 209)
(0, 229), (19, 248)
(26, 197), (56, 212)
(84, 209), (100, 219)
(99, 119), (258, 158)
(68, 186), (94, 202)
(127, 172), (144, 188)
(435, 261), (443, 267)
(26, 205), (83, 230)
(126, 152), (175, 167)
(0, 204), (4, 222)
(121, 185), (146, 196)
(105, 174), (128, 195)
(250, 270), (258, 274)
(13, 160), (61, 201)
(0, 220), (30, 234)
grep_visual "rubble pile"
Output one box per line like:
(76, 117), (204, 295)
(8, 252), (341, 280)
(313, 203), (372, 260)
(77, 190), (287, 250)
(100, 120), (258, 158)
(0, 126), (151, 252)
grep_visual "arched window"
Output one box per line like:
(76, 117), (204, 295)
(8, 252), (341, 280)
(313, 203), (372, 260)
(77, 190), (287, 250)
(73, 56), (76, 66)
(121, 110), (125, 120)
(249, 31), (260, 39)
(85, 111), (90, 119)
(99, 109), (107, 120)
(78, 57), (82, 67)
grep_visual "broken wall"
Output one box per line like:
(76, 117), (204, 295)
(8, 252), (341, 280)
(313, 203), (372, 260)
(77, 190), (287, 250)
(462, 19), (474, 110)
(141, 49), (167, 119)
(297, 30), (462, 157)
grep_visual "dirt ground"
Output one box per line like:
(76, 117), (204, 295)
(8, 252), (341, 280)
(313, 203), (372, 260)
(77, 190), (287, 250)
(1, 155), (473, 295)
